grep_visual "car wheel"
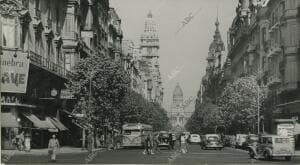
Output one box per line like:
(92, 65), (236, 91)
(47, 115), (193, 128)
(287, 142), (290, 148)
(264, 152), (272, 161)
(285, 156), (291, 161)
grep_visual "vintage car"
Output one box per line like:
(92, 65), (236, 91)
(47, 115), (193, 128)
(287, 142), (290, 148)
(248, 135), (294, 161)
(201, 134), (223, 150)
(189, 134), (201, 144)
(158, 131), (171, 149)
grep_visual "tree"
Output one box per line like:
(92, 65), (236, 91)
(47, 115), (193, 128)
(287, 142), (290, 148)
(120, 89), (170, 131)
(68, 53), (131, 129)
(217, 76), (266, 134)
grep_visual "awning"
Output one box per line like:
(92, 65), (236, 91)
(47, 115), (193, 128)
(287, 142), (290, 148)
(1, 103), (37, 108)
(1, 113), (21, 128)
(47, 117), (68, 131)
(22, 113), (56, 129)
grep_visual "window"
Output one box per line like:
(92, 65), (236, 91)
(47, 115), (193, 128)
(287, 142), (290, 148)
(147, 48), (152, 54)
(65, 53), (71, 71)
(1, 16), (16, 48)
(124, 130), (140, 135)
(275, 138), (289, 143)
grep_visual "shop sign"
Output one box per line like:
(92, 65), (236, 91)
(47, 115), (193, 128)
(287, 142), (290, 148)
(1, 95), (21, 104)
(60, 89), (74, 99)
(1, 51), (30, 93)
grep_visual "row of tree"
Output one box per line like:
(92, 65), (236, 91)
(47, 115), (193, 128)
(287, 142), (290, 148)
(68, 53), (170, 132)
(186, 74), (267, 135)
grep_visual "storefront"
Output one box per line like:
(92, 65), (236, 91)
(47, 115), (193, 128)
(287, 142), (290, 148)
(1, 94), (69, 149)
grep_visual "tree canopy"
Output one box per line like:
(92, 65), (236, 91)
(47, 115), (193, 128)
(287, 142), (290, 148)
(68, 53), (170, 131)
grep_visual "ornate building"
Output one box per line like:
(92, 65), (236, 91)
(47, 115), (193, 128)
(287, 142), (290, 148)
(139, 12), (163, 104)
(201, 16), (225, 103)
(226, 0), (300, 133)
(168, 83), (189, 132)
(0, 0), (110, 149)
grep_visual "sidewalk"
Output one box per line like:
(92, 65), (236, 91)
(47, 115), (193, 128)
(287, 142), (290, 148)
(1, 146), (106, 156)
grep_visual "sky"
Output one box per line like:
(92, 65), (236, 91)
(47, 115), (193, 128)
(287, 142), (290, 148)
(110, 0), (237, 112)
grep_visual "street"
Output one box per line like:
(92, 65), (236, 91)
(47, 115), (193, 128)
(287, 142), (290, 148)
(5, 144), (300, 164)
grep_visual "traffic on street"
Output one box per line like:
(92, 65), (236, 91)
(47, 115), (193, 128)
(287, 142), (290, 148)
(4, 143), (300, 164)
(1, 0), (300, 164)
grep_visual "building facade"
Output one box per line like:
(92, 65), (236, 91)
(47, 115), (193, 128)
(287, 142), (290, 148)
(0, 0), (110, 149)
(226, 0), (300, 133)
(168, 83), (189, 132)
(108, 8), (122, 61)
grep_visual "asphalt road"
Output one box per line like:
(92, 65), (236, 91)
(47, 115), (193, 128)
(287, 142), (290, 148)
(5, 144), (300, 164)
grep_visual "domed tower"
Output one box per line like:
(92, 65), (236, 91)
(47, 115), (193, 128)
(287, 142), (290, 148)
(170, 83), (186, 132)
(139, 11), (163, 104)
(173, 83), (183, 108)
(208, 17), (225, 69)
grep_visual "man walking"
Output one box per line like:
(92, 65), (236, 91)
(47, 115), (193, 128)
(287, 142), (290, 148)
(48, 134), (60, 162)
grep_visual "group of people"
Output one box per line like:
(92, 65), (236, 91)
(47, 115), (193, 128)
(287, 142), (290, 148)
(12, 131), (25, 151)
(143, 133), (160, 155)
(143, 132), (189, 155)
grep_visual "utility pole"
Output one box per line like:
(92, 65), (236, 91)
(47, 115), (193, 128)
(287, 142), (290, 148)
(257, 85), (260, 135)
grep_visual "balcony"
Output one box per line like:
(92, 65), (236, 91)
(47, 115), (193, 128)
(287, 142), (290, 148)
(267, 75), (281, 88)
(266, 46), (282, 58)
(29, 51), (73, 79)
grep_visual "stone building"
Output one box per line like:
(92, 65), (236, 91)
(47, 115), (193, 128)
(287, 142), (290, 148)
(122, 40), (145, 95)
(0, 0), (110, 149)
(108, 8), (122, 61)
(201, 16), (226, 103)
(168, 83), (188, 132)
(138, 12), (163, 105)
(226, 0), (300, 132)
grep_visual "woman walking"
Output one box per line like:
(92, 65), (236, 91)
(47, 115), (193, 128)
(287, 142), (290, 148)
(180, 133), (187, 154)
(48, 134), (60, 162)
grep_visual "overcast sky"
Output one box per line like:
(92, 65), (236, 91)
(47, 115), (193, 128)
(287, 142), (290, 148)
(110, 0), (237, 112)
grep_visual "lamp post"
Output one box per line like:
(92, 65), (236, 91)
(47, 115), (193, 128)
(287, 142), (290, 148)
(257, 84), (260, 134)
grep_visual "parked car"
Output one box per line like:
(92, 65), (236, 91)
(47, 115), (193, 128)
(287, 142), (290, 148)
(201, 134), (223, 150)
(248, 135), (294, 161)
(189, 134), (201, 144)
(158, 131), (171, 149)
(236, 134), (247, 149)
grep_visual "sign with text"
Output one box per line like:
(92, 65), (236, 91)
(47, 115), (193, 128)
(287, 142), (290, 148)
(1, 51), (30, 93)
(277, 123), (294, 137)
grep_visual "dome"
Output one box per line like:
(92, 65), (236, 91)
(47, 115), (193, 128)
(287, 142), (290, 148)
(173, 83), (183, 98)
(173, 83), (183, 106)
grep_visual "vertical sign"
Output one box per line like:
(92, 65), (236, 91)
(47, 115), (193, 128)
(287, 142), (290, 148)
(1, 51), (30, 93)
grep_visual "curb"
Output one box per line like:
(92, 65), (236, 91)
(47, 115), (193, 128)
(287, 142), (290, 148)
(1, 148), (107, 156)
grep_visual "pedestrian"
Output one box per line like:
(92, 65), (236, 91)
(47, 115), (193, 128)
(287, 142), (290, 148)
(143, 134), (150, 155)
(180, 133), (187, 154)
(172, 133), (176, 149)
(149, 133), (155, 155)
(18, 131), (25, 151)
(87, 132), (93, 154)
(168, 133), (174, 149)
(48, 134), (60, 162)
(153, 133), (161, 154)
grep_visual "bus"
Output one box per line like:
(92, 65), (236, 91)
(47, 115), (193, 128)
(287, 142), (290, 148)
(122, 123), (153, 147)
